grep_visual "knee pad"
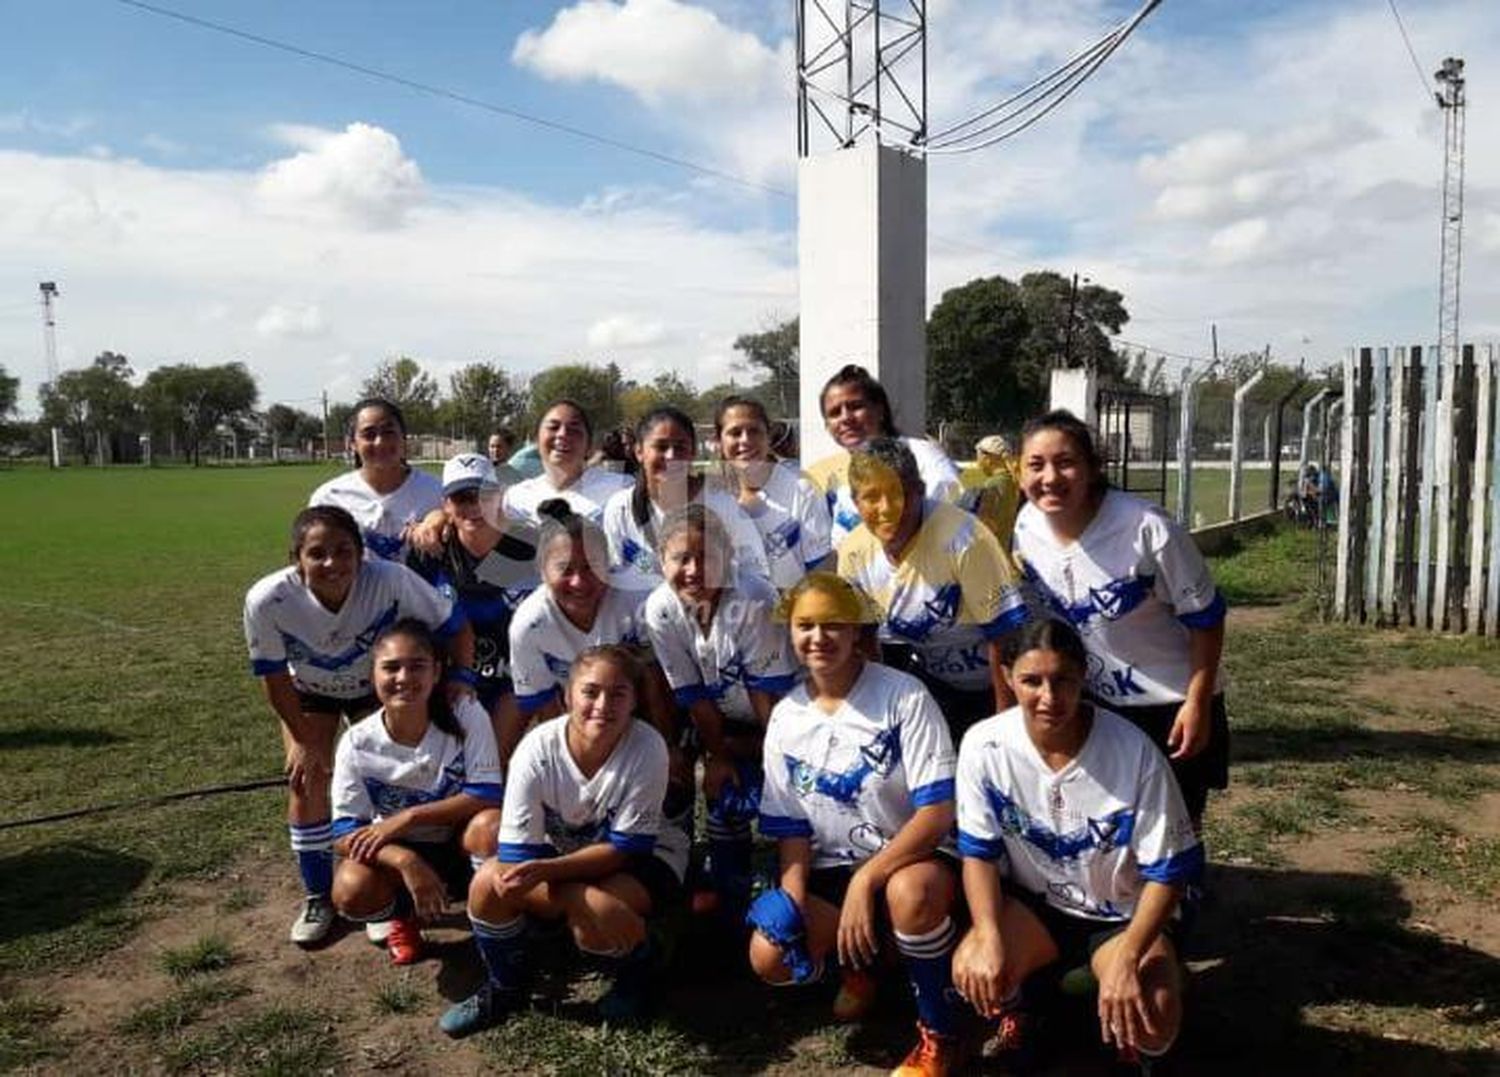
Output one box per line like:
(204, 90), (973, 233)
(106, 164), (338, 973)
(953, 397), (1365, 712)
(746, 888), (819, 984)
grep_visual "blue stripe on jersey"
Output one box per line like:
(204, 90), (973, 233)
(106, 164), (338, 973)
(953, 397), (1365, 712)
(434, 607), (465, 638)
(1139, 843), (1205, 884)
(956, 829), (1007, 861)
(672, 684), (712, 707)
(281, 603), (400, 672)
(910, 778), (955, 808)
(516, 687), (560, 715)
(251, 658), (288, 676)
(983, 783), (1136, 863)
(746, 672), (796, 695)
(981, 602), (1031, 639)
(362, 772), (462, 818)
(462, 782), (503, 803)
(1177, 591), (1227, 629)
(1021, 563), (1155, 628)
(331, 817), (368, 838)
(886, 583), (961, 642)
(758, 813), (814, 838)
(498, 841), (556, 863)
(804, 557), (828, 573)
(607, 830), (656, 855)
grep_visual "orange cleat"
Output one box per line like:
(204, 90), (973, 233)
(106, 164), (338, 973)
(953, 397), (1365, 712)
(890, 1022), (957, 1077)
(386, 918), (424, 965)
(831, 968), (878, 1022)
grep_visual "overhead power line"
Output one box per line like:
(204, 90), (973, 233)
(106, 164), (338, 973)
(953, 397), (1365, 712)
(1384, 0), (1435, 101)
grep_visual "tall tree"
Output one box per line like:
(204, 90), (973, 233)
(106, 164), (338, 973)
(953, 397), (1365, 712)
(732, 317), (799, 417)
(264, 403), (323, 448)
(0, 364), (17, 418)
(39, 352), (138, 464)
(620, 371), (699, 426)
(526, 363), (622, 434)
(360, 357), (439, 430)
(444, 362), (525, 441)
(139, 362), (259, 464)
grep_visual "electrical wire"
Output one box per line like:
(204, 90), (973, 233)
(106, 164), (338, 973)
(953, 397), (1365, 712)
(1384, 0), (1435, 101)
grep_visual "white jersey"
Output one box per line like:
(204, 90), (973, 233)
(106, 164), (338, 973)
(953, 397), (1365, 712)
(503, 467), (632, 527)
(723, 461), (834, 589)
(499, 716), (689, 880)
(309, 467), (443, 562)
(330, 697), (503, 844)
(810, 436), (962, 549)
(244, 559), (460, 700)
(601, 485), (772, 595)
(508, 584), (649, 715)
(1012, 489), (1226, 706)
(644, 572), (797, 728)
(956, 706), (1202, 922)
(759, 662), (957, 870)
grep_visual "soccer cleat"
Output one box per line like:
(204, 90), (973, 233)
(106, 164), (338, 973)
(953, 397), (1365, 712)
(365, 920), (392, 946)
(386, 918), (424, 965)
(980, 1009), (1037, 1066)
(831, 968), (878, 1022)
(288, 895), (335, 946)
(891, 1022), (957, 1077)
(597, 977), (650, 1024)
(438, 983), (525, 1038)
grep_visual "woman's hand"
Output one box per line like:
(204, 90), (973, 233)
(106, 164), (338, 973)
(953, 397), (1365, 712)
(836, 872), (880, 970)
(495, 859), (552, 899)
(345, 813), (411, 864)
(405, 510), (449, 556)
(284, 738), (332, 795)
(399, 857), (448, 922)
(1096, 943), (1155, 1051)
(1166, 698), (1210, 761)
(953, 925), (1010, 1017)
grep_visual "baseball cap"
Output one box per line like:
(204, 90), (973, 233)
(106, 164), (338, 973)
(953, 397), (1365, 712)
(975, 434), (1011, 457)
(442, 452), (499, 497)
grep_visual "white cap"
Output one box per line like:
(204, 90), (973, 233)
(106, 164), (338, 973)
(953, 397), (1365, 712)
(442, 452), (498, 496)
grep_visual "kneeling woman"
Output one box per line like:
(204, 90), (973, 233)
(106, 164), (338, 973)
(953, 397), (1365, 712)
(951, 618), (1202, 1069)
(330, 619), (503, 965)
(749, 573), (963, 1077)
(441, 645), (689, 1037)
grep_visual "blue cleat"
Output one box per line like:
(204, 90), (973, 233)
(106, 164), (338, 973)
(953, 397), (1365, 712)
(438, 984), (524, 1039)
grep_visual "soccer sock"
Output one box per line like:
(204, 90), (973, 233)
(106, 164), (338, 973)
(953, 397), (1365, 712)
(287, 821), (333, 896)
(706, 817), (753, 908)
(895, 916), (959, 1037)
(470, 914), (528, 994)
(605, 938), (654, 997)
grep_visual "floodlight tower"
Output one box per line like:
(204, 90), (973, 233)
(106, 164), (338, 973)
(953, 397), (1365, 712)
(1435, 57), (1465, 363)
(39, 281), (60, 384)
(795, 1), (928, 461)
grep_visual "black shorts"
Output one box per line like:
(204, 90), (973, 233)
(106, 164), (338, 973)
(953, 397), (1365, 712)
(880, 644), (996, 738)
(395, 839), (474, 902)
(807, 852), (962, 912)
(619, 854), (684, 914)
(476, 676), (514, 713)
(1103, 695), (1230, 822)
(1005, 884), (1176, 972)
(296, 690), (378, 721)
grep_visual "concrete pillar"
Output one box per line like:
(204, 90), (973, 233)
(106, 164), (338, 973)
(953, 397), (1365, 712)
(1048, 368), (1098, 428)
(798, 143), (927, 463)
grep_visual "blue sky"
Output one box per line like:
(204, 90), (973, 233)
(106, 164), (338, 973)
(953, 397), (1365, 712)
(1, 0), (1495, 413)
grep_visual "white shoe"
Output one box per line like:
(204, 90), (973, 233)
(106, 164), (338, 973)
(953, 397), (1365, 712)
(289, 895), (335, 946)
(366, 919), (393, 946)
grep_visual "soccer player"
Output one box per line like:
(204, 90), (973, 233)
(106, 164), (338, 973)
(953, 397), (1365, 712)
(309, 398), (442, 562)
(439, 645), (688, 1037)
(600, 406), (770, 595)
(805, 365), (962, 549)
(243, 505), (476, 945)
(502, 400), (632, 527)
(330, 619), (503, 965)
(749, 573), (964, 1077)
(839, 437), (1029, 737)
(713, 395), (834, 588)
(952, 617), (1201, 1070)
(1011, 410), (1228, 826)
(643, 504), (796, 915)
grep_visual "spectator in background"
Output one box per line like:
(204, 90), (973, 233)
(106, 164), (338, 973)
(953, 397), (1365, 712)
(487, 428), (524, 487)
(959, 434), (1024, 569)
(594, 428), (641, 477)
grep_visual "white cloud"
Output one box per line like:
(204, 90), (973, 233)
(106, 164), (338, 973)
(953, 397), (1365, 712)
(255, 302), (328, 339)
(586, 314), (669, 349)
(255, 122), (425, 229)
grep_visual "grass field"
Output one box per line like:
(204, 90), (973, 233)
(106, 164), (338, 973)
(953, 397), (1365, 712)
(2, 464), (1496, 1075)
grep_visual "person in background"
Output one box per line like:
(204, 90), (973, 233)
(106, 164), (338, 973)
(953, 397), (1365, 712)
(487, 428), (524, 487)
(593, 428), (641, 477)
(959, 434), (1023, 569)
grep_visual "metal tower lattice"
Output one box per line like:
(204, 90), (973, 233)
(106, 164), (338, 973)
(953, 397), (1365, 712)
(796, 0), (927, 157)
(1435, 57), (1465, 361)
(39, 281), (59, 385)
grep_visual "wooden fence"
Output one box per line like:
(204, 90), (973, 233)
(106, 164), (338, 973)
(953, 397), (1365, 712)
(1335, 343), (1500, 634)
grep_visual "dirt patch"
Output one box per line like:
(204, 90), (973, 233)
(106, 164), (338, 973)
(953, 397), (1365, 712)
(1348, 666), (1500, 727)
(1227, 603), (1293, 630)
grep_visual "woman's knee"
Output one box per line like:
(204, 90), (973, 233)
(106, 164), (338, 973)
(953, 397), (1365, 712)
(749, 931), (794, 984)
(331, 860), (390, 917)
(883, 861), (953, 933)
(462, 810), (500, 857)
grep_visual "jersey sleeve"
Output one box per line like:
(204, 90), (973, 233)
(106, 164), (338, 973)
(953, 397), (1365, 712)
(497, 736), (554, 862)
(242, 577), (288, 677)
(795, 474), (834, 570)
(391, 562), (464, 638)
(916, 440), (963, 504)
(955, 518), (1029, 637)
(901, 682), (957, 808)
(1131, 742), (1204, 886)
(508, 607), (560, 715)
(454, 698), (503, 803)
(644, 591), (707, 707)
(1147, 516), (1226, 628)
(743, 595), (797, 696)
(757, 707), (814, 839)
(606, 727), (669, 855)
(954, 725), (1008, 863)
(330, 729), (374, 838)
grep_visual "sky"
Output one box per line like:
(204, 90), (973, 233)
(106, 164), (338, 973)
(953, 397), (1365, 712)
(1, 0), (1496, 416)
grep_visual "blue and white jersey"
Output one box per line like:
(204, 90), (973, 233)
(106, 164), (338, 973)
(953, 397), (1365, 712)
(243, 559), (461, 700)
(724, 461), (834, 589)
(759, 662), (956, 870)
(1012, 489), (1226, 707)
(507, 585), (649, 715)
(644, 571), (797, 729)
(309, 467), (443, 562)
(600, 486), (772, 596)
(330, 696), (502, 844)
(809, 436), (962, 550)
(956, 706), (1202, 922)
(499, 716), (689, 881)
(502, 467), (632, 527)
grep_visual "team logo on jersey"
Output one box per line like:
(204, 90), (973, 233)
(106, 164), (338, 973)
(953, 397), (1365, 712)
(363, 758), (463, 817)
(785, 725), (902, 806)
(1047, 881), (1126, 920)
(765, 519), (801, 558)
(544, 806), (611, 853)
(1021, 563), (1152, 628)
(887, 583), (961, 642)
(620, 537), (657, 574)
(984, 783), (1135, 863)
(365, 529), (405, 561)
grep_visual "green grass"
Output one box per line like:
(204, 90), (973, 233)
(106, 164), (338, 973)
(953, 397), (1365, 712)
(160, 934), (236, 980)
(1373, 817), (1500, 897)
(0, 995), (65, 1072)
(120, 980), (249, 1038)
(1207, 525), (1321, 606)
(371, 975), (423, 1016)
(478, 1011), (713, 1076)
(161, 1005), (337, 1075)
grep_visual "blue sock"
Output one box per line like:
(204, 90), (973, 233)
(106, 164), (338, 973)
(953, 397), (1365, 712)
(706, 828), (753, 907)
(288, 821), (333, 896)
(470, 914), (528, 993)
(895, 917), (958, 1037)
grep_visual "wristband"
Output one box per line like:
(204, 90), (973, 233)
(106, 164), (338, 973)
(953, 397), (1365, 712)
(447, 666), (480, 688)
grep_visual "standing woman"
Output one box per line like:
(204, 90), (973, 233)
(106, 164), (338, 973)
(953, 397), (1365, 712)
(1011, 410), (1228, 827)
(806, 365), (962, 549)
(440, 645), (689, 1036)
(713, 395), (834, 589)
(601, 406), (770, 595)
(330, 619), (504, 966)
(750, 573), (964, 1077)
(310, 399), (443, 562)
(502, 400), (632, 526)
(243, 506), (475, 944)
(644, 505), (797, 914)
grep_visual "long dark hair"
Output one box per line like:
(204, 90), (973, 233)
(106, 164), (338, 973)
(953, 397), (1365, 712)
(290, 504), (364, 562)
(999, 616), (1090, 677)
(347, 398), (407, 470)
(536, 498), (611, 581)
(631, 405), (701, 532)
(819, 364), (899, 437)
(1019, 409), (1109, 495)
(371, 618), (464, 741)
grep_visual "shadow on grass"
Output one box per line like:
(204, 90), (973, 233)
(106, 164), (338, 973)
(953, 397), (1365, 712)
(1234, 726), (1500, 767)
(0, 843), (151, 944)
(0, 726), (127, 750)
